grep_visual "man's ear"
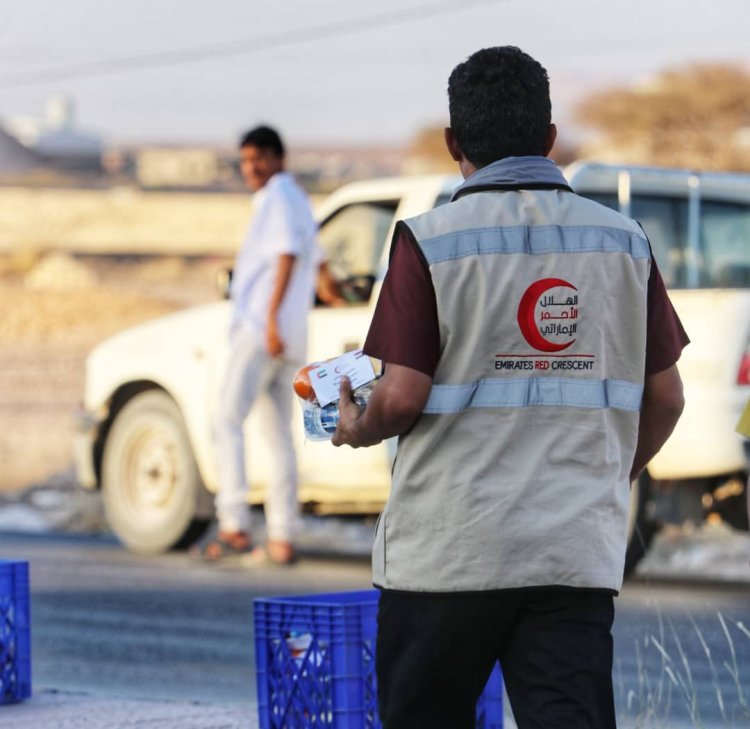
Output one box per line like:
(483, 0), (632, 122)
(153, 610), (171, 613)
(444, 127), (463, 162)
(543, 123), (558, 157)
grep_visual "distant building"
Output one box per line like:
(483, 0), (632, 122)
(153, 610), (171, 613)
(106, 144), (239, 191)
(0, 126), (42, 175)
(289, 145), (405, 190)
(135, 148), (222, 189)
(1, 101), (409, 190)
(105, 142), (406, 192)
(4, 95), (103, 173)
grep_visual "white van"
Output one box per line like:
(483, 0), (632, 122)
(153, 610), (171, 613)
(567, 162), (750, 564)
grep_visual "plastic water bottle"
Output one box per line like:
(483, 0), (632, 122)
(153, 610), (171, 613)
(286, 631), (313, 668)
(303, 403), (340, 440)
(302, 394), (370, 441)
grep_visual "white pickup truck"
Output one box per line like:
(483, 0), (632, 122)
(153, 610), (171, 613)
(75, 165), (750, 573)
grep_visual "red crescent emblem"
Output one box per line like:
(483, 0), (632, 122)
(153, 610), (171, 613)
(517, 278), (578, 352)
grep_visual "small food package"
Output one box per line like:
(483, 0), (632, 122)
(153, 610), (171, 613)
(293, 350), (377, 440)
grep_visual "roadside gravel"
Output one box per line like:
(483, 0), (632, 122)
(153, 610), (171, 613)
(0, 254), (219, 493)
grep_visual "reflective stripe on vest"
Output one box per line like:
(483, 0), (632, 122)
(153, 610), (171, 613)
(419, 224), (650, 266)
(423, 376), (643, 414)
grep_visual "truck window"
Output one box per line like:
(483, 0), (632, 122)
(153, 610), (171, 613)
(578, 192), (688, 287)
(318, 201), (399, 304)
(630, 196), (688, 289)
(700, 200), (750, 288)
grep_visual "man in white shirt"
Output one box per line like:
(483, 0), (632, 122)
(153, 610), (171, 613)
(201, 126), (327, 564)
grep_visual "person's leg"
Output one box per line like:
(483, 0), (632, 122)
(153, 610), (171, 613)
(500, 589), (617, 729)
(376, 591), (509, 729)
(213, 327), (272, 536)
(255, 359), (299, 555)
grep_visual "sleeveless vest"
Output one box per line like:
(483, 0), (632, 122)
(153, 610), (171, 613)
(372, 183), (650, 593)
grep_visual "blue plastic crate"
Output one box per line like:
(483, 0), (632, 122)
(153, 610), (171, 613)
(0, 560), (31, 705)
(254, 589), (502, 729)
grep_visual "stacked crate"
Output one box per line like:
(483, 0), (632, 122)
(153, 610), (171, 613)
(255, 590), (502, 729)
(0, 560), (31, 705)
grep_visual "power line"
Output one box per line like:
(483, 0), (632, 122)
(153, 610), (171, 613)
(0, 0), (507, 90)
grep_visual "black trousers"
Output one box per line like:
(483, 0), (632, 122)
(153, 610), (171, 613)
(376, 587), (616, 729)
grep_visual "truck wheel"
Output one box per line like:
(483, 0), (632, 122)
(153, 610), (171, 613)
(101, 389), (211, 554)
(624, 471), (657, 577)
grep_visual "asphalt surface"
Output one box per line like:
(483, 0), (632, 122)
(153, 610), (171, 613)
(0, 499), (749, 728)
(1, 530), (374, 728)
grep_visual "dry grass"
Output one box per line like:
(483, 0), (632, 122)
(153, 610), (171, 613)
(617, 609), (750, 727)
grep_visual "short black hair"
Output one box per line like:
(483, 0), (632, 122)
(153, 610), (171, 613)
(239, 125), (285, 157)
(448, 46), (551, 168)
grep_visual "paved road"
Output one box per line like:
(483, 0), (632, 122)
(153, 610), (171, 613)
(1, 531), (749, 728)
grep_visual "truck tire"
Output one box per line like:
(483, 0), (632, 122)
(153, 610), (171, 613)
(101, 389), (211, 554)
(624, 471), (657, 577)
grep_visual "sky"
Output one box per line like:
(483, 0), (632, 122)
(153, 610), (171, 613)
(0, 0), (748, 148)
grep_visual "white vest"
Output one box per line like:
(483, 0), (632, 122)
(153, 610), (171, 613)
(372, 187), (650, 593)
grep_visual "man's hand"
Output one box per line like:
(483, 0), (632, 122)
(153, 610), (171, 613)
(316, 261), (347, 307)
(332, 377), (368, 448)
(332, 363), (432, 449)
(266, 317), (285, 357)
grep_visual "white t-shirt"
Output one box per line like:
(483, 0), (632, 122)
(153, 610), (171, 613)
(230, 172), (321, 364)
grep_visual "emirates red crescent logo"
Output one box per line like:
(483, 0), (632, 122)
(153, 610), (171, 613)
(517, 278), (579, 352)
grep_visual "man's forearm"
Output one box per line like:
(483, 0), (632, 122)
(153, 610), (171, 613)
(268, 254), (296, 319)
(630, 404), (681, 480)
(630, 365), (685, 481)
(265, 253), (297, 356)
(316, 261), (345, 306)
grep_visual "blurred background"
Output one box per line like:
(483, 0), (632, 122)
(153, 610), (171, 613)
(1, 4), (749, 726)
(0, 0), (748, 507)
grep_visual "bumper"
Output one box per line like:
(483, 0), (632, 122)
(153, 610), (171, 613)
(73, 408), (101, 489)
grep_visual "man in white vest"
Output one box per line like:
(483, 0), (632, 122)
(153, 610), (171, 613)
(333, 47), (688, 728)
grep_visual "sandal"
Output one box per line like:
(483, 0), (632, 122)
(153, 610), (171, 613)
(193, 532), (252, 562)
(242, 541), (297, 567)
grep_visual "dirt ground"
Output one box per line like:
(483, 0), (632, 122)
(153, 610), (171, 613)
(0, 253), (225, 493)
